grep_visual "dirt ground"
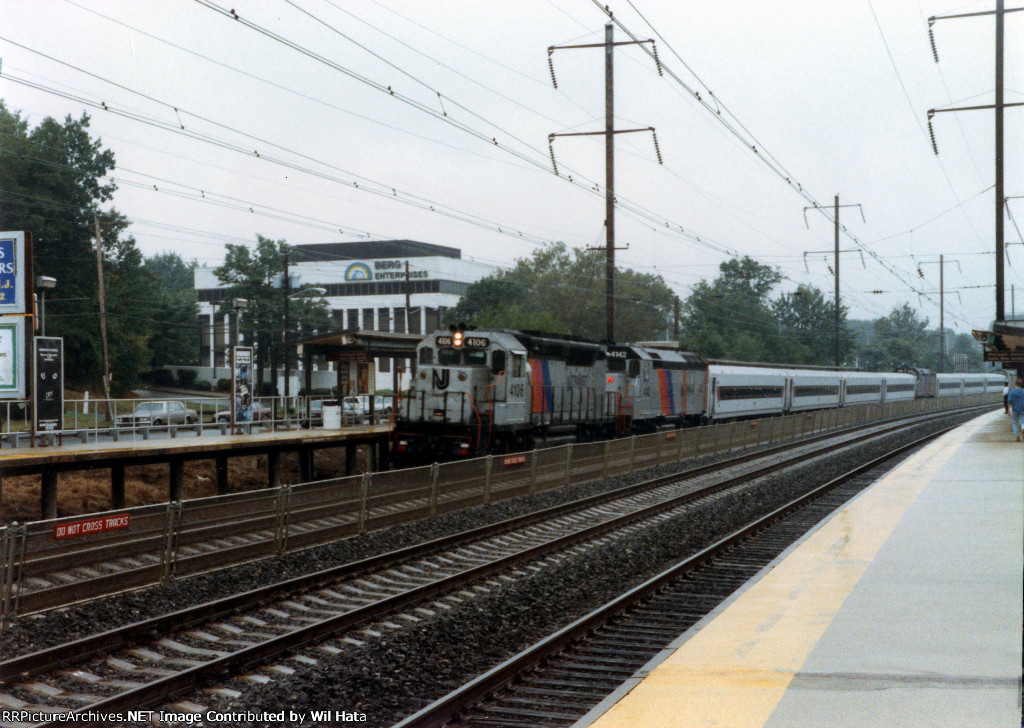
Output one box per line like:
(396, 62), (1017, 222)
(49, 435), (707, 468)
(0, 447), (372, 525)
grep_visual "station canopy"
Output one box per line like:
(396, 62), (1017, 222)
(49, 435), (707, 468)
(296, 329), (422, 362)
(973, 320), (1024, 365)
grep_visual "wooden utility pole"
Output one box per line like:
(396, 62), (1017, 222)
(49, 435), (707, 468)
(548, 24), (662, 342)
(833, 196), (840, 368)
(283, 250), (291, 398)
(604, 23), (616, 342)
(803, 198), (865, 367)
(90, 218), (113, 420)
(920, 255), (960, 373)
(996, 0), (1005, 321)
(928, 0), (1023, 321)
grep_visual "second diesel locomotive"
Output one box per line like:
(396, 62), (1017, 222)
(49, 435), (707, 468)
(393, 326), (1006, 461)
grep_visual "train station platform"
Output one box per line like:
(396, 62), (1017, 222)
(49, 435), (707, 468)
(576, 409), (1023, 728)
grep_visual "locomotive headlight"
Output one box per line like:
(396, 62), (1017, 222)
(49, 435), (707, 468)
(453, 330), (464, 347)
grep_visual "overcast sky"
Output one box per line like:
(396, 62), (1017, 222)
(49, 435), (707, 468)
(1, 0), (1021, 331)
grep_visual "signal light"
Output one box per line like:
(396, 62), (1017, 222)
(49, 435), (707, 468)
(453, 330), (464, 347)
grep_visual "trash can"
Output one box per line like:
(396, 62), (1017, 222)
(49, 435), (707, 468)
(322, 401), (342, 429)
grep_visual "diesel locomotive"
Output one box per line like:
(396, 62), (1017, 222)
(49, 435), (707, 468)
(392, 326), (1007, 462)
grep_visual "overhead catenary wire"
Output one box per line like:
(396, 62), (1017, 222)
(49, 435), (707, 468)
(602, 0), (978, 326)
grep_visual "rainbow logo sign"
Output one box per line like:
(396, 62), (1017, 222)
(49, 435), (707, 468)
(344, 262), (373, 281)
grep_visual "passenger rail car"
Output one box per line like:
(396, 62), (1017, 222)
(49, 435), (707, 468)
(936, 372), (1007, 397)
(394, 326), (1004, 461)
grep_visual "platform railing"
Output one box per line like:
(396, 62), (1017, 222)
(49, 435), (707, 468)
(0, 395), (399, 448)
(0, 393), (998, 628)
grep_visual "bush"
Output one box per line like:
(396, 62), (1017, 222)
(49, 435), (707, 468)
(194, 380), (213, 391)
(177, 369), (198, 386)
(216, 378), (232, 392)
(150, 369), (175, 387)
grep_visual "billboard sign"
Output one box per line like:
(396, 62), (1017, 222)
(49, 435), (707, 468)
(0, 321), (25, 398)
(34, 336), (63, 431)
(0, 232), (25, 312)
(0, 232), (28, 399)
(231, 346), (253, 426)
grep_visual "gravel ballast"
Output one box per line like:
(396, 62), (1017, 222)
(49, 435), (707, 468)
(0, 412), (979, 728)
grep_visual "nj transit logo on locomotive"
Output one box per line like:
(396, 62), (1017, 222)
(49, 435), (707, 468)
(432, 369), (450, 390)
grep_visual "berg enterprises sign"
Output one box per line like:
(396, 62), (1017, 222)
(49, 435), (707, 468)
(344, 260), (430, 282)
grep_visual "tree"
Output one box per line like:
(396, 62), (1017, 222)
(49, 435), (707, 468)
(0, 102), (162, 390)
(142, 253), (201, 369)
(773, 284), (855, 365)
(444, 242), (675, 342)
(863, 304), (931, 371)
(679, 257), (782, 361)
(215, 236), (332, 392)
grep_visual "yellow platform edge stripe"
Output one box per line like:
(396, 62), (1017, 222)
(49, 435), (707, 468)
(587, 417), (982, 728)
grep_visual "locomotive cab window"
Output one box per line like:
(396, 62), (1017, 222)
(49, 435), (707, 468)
(628, 360), (640, 379)
(438, 348), (461, 365)
(511, 354), (524, 378)
(607, 358), (626, 373)
(465, 350), (487, 366)
(491, 350), (506, 375)
(419, 347), (433, 365)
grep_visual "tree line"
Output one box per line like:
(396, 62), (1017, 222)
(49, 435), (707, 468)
(447, 247), (986, 372)
(1, 102), (986, 396)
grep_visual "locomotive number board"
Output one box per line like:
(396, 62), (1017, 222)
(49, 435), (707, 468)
(436, 335), (490, 349)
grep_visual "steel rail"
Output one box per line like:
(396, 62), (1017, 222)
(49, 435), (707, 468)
(9, 403), (991, 618)
(3, 404), (962, 684)
(392, 425), (957, 728)
(13, 410), (980, 724)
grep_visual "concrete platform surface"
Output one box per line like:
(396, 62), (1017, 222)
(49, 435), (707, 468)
(578, 409), (1023, 728)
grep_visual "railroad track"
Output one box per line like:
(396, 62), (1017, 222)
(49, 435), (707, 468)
(0, 410), (978, 726)
(393, 427), (952, 728)
(9, 404), (975, 617)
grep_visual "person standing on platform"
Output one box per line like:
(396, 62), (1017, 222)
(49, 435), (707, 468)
(1004, 382), (1010, 414)
(1008, 378), (1024, 442)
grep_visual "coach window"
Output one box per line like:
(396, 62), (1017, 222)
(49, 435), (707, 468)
(419, 347), (433, 365)
(438, 348), (460, 365)
(492, 350), (506, 375)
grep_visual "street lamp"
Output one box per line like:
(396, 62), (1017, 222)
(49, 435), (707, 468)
(230, 297), (248, 348)
(283, 286), (327, 398)
(35, 276), (56, 336)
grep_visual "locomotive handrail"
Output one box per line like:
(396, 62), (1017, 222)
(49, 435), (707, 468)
(484, 371), (507, 448)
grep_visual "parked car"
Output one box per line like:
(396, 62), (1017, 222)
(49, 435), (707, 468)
(213, 402), (274, 423)
(342, 395), (393, 419)
(301, 399), (324, 428)
(117, 401), (198, 427)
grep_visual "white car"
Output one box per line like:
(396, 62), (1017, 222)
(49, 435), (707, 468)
(342, 395), (393, 419)
(117, 401), (198, 427)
